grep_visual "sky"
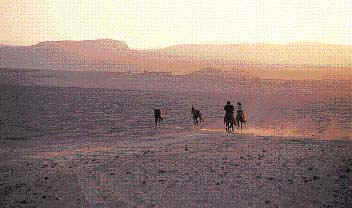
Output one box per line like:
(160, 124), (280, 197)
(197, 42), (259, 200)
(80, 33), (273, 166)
(1, 0), (351, 49)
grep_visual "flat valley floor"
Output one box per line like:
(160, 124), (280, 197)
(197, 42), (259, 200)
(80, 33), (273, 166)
(1, 70), (351, 207)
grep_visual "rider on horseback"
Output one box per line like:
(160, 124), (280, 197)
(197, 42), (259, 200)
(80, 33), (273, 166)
(237, 102), (243, 115)
(224, 101), (235, 125)
(236, 102), (247, 125)
(154, 109), (163, 127)
(191, 105), (203, 125)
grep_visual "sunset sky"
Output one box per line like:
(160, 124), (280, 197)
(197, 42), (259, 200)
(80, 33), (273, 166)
(1, 0), (351, 49)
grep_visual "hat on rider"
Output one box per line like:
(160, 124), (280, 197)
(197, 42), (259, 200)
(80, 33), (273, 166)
(227, 101), (231, 104)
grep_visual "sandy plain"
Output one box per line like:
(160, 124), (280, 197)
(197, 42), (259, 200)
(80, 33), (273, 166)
(1, 69), (351, 207)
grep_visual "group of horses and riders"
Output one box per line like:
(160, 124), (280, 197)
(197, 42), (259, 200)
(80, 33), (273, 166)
(154, 101), (247, 133)
(224, 101), (247, 133)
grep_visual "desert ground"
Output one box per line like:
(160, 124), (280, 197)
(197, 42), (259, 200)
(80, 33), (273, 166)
(1, 69), (351, 207)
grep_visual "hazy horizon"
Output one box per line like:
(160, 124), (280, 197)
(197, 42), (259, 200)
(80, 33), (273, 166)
(1, 0), (351, 49)
(2, 39), (352, 50)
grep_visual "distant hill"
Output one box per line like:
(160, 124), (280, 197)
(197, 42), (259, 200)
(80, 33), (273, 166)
(0, 39), (237, 73)
(0, 44), (18, 48)
(0, 39), (351, 73)
(0, 39), (138, 71)
(35, 39), (129, 50)
(159, 42), (352, 67)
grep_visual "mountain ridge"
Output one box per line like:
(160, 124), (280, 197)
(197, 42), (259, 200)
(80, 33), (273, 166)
(0, 39), (351, 73)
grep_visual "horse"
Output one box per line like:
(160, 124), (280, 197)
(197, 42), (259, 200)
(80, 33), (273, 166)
(236, 110), (247, 129)
(191, 106), (203, 126)
(154, 109), (163, 127)
(224, 113), (235, 133)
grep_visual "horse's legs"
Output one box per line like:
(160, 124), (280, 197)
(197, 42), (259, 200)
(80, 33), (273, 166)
(226, 121), (232, 133)
(193, 116), (198, 127)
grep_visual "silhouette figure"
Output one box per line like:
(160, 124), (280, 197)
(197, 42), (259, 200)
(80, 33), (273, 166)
(235, 102), (247, 129)
(191, 105), (203, 126)
(224, 101), (235, 133)
(154, 109), (163, 127)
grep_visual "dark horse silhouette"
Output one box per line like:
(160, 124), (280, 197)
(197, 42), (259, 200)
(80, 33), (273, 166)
(224, 113), (235, 133)
(191, 106), (203, 126)
(236, 110), (247, 129)
(154, 109), (163, 127)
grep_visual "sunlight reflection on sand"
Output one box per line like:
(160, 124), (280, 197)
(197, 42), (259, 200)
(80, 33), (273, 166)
(200, 126), (351, 140)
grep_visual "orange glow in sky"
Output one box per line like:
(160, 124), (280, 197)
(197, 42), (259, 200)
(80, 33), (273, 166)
(1, 0), (351, 49)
